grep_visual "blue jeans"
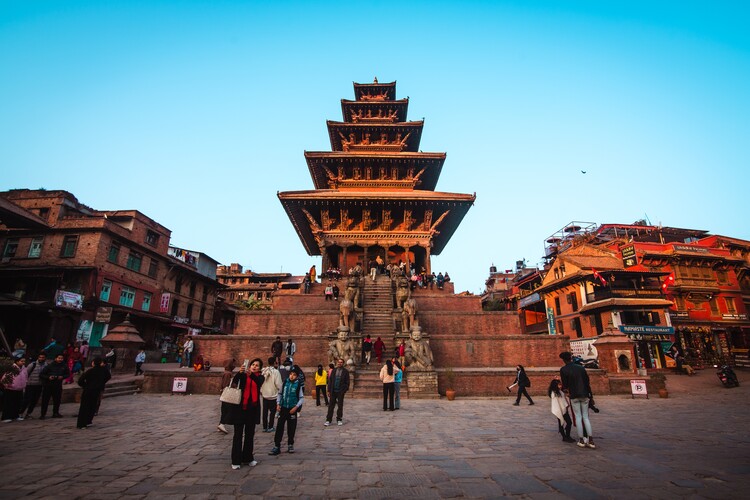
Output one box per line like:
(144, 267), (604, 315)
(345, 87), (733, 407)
(570, 397), (592, 441)
(394, 382), (401, 409)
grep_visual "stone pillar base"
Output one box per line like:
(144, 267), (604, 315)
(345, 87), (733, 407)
(406, 370), (439, 399)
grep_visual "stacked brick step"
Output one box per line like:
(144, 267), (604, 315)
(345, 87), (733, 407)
(103, 380), (141, 399)
(351, 366), (408, 400)
(361, 274), (395, 339)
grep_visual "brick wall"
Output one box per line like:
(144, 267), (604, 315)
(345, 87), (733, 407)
(430, 334), (569, 368)
(194, 334), (335, 368)
(435, 368), (612, 397)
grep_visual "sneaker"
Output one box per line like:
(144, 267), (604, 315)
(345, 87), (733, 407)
(577, 439), (586, 448)
(217, 424), (228, 434)
(16, 416), (24, 421)
(563, 436), (577, 443)
(324, 421), (330, 426)
(249, 460), (258, 467)
(287, 445), (294, 453)
(1, 419), (12, 423)
(268, 427), (275, 432)
(337, 420), (343, 426)
(586, 439), (597, 449)
(529, 402), (535, 405)
(231, 464), (241, 470)
(512, 403), (519, 406)
(269, 447), (281, 456)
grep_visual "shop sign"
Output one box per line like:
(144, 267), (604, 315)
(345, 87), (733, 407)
(673, 245), (709, 254)
(173, 316), (190, 324)
(619, 325), (674, 335)
(670, 311), (689, 319)
(630, 379), (648, 396)
(723, 314), (748, 320)
(621, 245), (637, 268)
(172, 377), (188, 393)
(546, 307), (556, 335)
(569, 338), (598, 360)
(160, 293), (171, 313)
(95, 306), (113, 323)
(77, 320), (93, 342)
(55, 289), (83, 310)
(519, 292), (541, 308)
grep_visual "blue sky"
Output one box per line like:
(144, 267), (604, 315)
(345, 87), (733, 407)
(1, 1), (749, 294)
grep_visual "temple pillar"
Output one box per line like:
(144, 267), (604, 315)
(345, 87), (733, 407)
(342, 245), (348, 275)
(425, 244), (432, 274)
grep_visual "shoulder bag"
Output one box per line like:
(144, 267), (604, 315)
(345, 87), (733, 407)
(220, 378), (242, 405)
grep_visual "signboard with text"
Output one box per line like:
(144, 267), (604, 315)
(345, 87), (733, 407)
(621, 245), (637, 267)
(55, 290), (83, 310)
(160, 293), (171, 313)
(630, 379), (648, 398)
(172, 377), (188, 393)
(546, 307), (556, 335)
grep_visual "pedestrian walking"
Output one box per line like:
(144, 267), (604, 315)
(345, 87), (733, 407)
(314, 364), (329, 406)
(324, 282), (333, 301)
(217, 358), (237, 434)
(182, 337), (194, 368)
(226, 358), (264, 469)
(394, 359), (403, 410)
(271, 336), (283, 366)
(105, 347), (117, 372)
(511, 365), (534, 406)
(325, 358), (350, 426)
(134, 349), (146, 376)
(285, 338), (296, 362)
(261, 357), (283, 433)
(559, 351), (595, 449)
(1, 355), (28, 422)
(269, 366), (304, 455)
(20, 352), (48, 419)
(548, 379), (575, 443)
(373, 336), (385, 364)
(76, 357), (111, 429)
(39, 354), (70, 419)
(362, 334), (373, 365)
(397, 339), (406, 367)
(379, 359), (400, 411)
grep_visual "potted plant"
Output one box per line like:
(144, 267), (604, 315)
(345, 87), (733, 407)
(444, 368), (456, 401)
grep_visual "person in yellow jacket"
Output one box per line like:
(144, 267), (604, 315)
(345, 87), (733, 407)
(314, 365), (329, 406)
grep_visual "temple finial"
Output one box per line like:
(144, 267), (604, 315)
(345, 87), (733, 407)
(374, 76), (378, 83)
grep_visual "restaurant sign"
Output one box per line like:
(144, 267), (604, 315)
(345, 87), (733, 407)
(619, 325), (674, 341)
(621, 245), (637, 268)
(519, 292), (541, 308)
(55, 289), (83, 310)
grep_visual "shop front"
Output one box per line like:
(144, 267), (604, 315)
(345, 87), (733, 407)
(619, 325), (675, 370)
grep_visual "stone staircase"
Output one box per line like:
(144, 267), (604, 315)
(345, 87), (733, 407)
(361, 273), (395, 340)
(103, 379), (141, 399)
(351, 366), (408, 400)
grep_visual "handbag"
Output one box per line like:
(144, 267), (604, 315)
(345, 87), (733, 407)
(220, 379), (242, 405)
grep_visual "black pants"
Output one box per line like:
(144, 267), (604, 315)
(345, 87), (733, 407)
(515, 386), (534, 404)
(41, 381), (63, 417)
(274, 407), (298, 447)
(1, 390), (23, 421)
(77, 389), (102, 428)
(326, 391), (346, 422)
(382, 382), (395, 410)
(262, 398), (277, 430)
(315, 385), (329, 406)
(20, 385), (42, 415)
(135, 362), (143, 375)
(557, 414), (572, 439)
(232, 422), (256, 465)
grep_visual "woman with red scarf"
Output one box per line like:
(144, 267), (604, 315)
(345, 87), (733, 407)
(226, 358), (265, 470)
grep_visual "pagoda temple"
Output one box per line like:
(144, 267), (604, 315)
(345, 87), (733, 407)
(279, 79), (476, 274)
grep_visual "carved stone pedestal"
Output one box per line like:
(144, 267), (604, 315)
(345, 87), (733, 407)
(406, 370), (439, 399)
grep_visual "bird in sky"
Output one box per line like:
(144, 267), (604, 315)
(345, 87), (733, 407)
(581, 170), (587, 174)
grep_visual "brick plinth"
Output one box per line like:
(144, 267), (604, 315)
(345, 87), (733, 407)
(406, 371), (439, 399)
(435, 368), (613, 397)
(429, 334), (569, 368)
(142, 370), (223, 394)
(234, 310), (339, 337)
(194, 335), (333, 368)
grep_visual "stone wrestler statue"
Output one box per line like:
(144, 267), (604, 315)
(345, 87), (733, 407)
(404, 328), (433, 370)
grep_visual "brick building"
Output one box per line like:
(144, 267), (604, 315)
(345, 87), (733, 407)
(216, 263), (302, 307)
(0, 189), (222, 353)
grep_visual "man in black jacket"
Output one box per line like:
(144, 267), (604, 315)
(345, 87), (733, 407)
(39, 354), (70, 419)
(76, 357), (111, 429)
(325, 358), (350, 426)
(559, 351), (595, 449)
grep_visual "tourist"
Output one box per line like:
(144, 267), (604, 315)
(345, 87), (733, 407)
(261, 357), (283, 433)
(280, 358), (293, 384)
(182, 337), (194, 368)
(436, 272), (445, 289)
(227, 358), (265, 469)
(443, 272), (451, 283)
(218, 358), (238, 434)
(303, 273), (311, 294)
(324, 282), (334, 301)
(511, 365), (534, 406)
(362, 334), (373, 365)
(285, 338), (296, 362)
(79, 341), (89, 370)
(325, 358), (349, 426)
(393, 359), (403, 410)
(309, 265), (317, 283)
(380, 359), (400, 411)
(314, 364), (329, 406)
(20, 352), (48, 419)
(43, 337), (64, 359)
(12, 338), (26, 358)
(373, 336), (386, 364)
(105, 347), (117, 372)
(548, 379), (575, 443)
(332, 283), (339, 301)
(134, 349), (146, 376)
(39, 353), (70, 419)
(397, 339), (406, 366)
(1, 355), (28, 422)
(271, 336), (284, 366)
(369, 258), (378, 281)
(376, 255), (384, 275)
(64, 345), (82, 384)
(76, 357), (111, 429)
(269, 366), (305, 455)
(559, 351), (595, 449)
(410, 273), (419, 291)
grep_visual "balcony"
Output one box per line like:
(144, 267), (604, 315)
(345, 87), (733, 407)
(586, 288), (664, 303)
